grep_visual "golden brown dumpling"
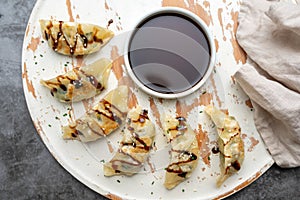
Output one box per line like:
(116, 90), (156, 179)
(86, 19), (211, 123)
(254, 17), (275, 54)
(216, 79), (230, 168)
(40, 58), (112, 102)
(103, 106), (155, 176)
(62, 86), (128, 142)
(205, 105), (244, 187)
(163, 116), (200, 190)
(40, 20), (114, 55)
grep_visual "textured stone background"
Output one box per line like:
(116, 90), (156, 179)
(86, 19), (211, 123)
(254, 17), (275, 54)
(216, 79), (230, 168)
(0, 0), (299, 199)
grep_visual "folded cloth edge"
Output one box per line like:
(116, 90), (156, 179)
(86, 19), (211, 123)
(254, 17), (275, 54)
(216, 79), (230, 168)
(234, 62), (300, 168)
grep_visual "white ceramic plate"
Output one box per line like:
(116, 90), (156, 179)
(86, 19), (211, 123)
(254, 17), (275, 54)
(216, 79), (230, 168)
(22, 0), (274, 199)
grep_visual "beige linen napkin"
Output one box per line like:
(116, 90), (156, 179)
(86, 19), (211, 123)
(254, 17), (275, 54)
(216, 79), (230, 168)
(234, 0), (300, 167)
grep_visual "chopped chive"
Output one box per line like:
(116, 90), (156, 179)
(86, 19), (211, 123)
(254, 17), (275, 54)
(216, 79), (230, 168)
(117, 180), (120, 183)
(40, 54), (43, 57)
(63, 113), (68, 117)
(100, 159), (105, 163)
(151, 181), (154, 185)
(55, 116), (59, 120)
(199, 111), (203, 113)
(182, 189), (185, 192)
(48, 124), (52, 127)
(150, 192), (153, 195)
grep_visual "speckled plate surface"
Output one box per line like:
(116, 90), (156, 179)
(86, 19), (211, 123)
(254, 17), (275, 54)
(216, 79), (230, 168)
(22, 0), (274, 199)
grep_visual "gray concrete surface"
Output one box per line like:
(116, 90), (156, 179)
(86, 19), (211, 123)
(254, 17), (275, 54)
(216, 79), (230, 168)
(0, 0), (299, 199)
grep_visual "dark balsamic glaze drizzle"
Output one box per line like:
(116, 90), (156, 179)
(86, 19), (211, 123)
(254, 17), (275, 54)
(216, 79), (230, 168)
(224, 132), (239, 146)
(132, 109), (149, 123)
(45, 67), (104, 100)
(59, 84), (67, 91)
(107, 19), (113, 29)
(46, 73), (77, 101)
(231, 160), (241, 171)
(44, 21), (104, 55)
(165, 117), (197, 178)
(70, 129), (84, 138)
(122, 110), (151, 151)
(212, 146), (220, 154)
(123, 130), (151, 151)
(50, 88), (57, 96)
(70, 100), (126, 139)
(44, 30), (49, 40)
(93, 99), (126, 126)
(111, 110), (152, 172)
(166, 149), (198, 178)
(71, 133), (77, 138)
(225, 160), (241, 175)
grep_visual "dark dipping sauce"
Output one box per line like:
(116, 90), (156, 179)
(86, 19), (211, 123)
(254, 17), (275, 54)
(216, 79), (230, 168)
(128, 13), (211, 94)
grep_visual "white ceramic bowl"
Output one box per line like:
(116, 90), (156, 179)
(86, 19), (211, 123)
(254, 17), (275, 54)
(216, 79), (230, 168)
(124, 7), (215, 99)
